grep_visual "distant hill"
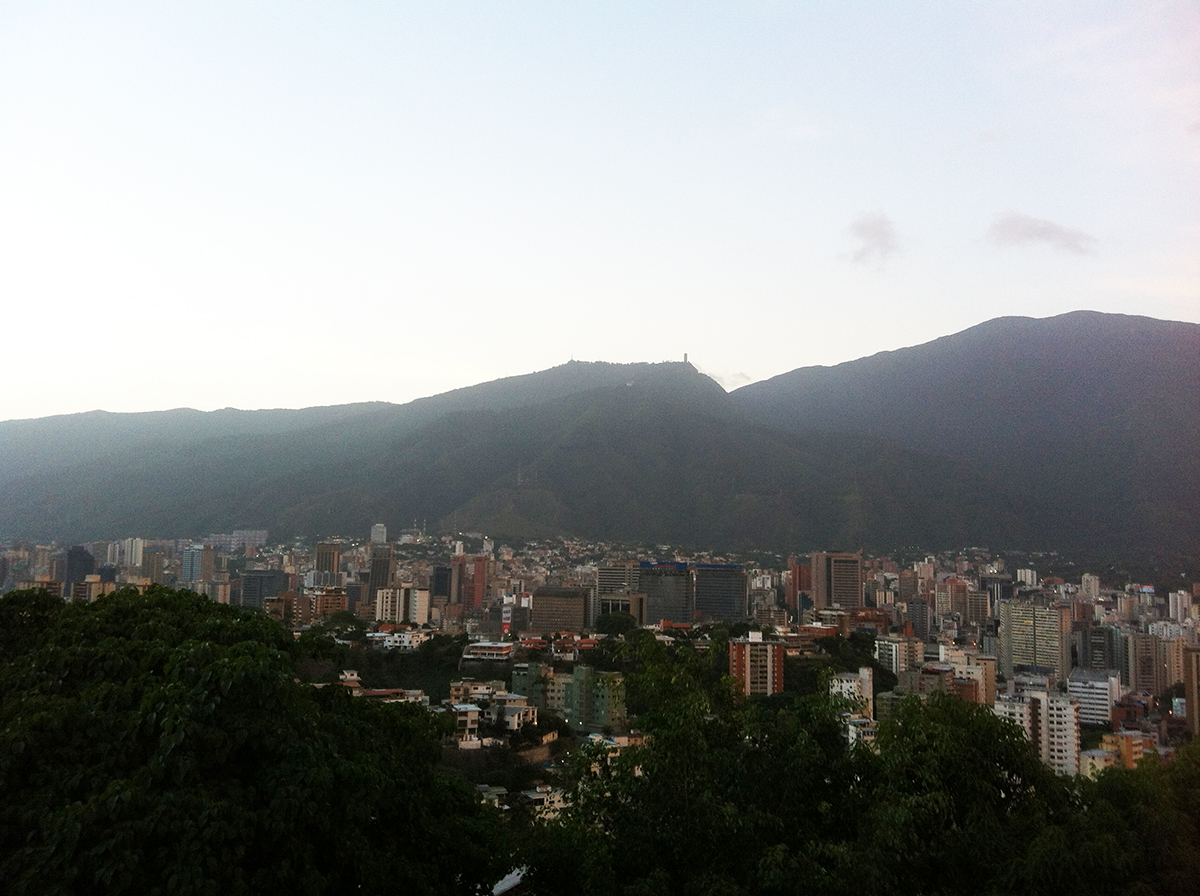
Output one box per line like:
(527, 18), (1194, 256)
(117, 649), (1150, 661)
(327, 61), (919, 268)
(1, 312), (1196, 562)
(732, 311), (1200, 558)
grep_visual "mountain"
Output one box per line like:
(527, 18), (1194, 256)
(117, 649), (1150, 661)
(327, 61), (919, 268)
(731, 311), (1200, 558)
(1, 312), (1196, 562)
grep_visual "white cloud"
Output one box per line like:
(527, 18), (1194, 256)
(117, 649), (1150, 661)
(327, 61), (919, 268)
(988, 211), (1097, 254)
(848, 213), (900, 266)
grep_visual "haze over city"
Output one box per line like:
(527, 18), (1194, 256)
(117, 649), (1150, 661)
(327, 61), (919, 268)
(1, 1), (1197, 422)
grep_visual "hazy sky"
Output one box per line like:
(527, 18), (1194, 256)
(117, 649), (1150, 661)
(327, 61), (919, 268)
(1, 2), (1197, 421)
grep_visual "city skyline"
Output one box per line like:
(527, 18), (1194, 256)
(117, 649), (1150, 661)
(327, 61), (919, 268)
(1, 2), (1197, 422)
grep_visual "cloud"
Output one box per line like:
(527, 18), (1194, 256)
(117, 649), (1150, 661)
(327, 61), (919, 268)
(849, 213), (900, 266)
(988, 211), (1097, 254)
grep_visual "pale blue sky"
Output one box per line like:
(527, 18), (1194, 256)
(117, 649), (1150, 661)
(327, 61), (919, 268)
(1, 2), (1196, 420)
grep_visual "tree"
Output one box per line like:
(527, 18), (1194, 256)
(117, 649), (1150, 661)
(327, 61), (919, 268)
(593, 611), (637, 636)
(0, 587), (510, 895)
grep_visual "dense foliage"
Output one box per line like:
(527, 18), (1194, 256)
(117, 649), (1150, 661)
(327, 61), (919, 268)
(520, 633), (1200, 896)
(3, 587), (1199, 895)
(0, 587), (509, 895)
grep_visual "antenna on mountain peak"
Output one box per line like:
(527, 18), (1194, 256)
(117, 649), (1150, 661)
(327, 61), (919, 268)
(684, 352), (688, 363)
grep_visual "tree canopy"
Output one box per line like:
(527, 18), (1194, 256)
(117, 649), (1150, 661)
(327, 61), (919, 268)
(0, 587), (510, 895)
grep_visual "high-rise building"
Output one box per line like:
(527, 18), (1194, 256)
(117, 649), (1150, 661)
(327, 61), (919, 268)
(997, 601), (1071, 679)
(370, 523), (387, 545)
(240, 569), (288, 610)
(368, 544), (394, 604)
(1184, 647), (1200, 739)
(1081, 573), (1101, 601)
(315, 542), (341, 575)
(1067, 669), (1121, 726)
(122, 537), (145, 569)
(1075, 621), (1124, 672)
(596, 562), (644, 621)
(994, 688), (1080, 776)
(530, 586), (590, 634)
(693, 565), (748, 622)
(810, 551), (862, 610)
(640, 563), (694, 624)
(597, 562), (640, 597)
(729, 632), (784, 695)
(64, 545), (95, 591)
(181, 545), (214, 584)
(1125, 632), (1163, 693)
(785, 558), (812, 611)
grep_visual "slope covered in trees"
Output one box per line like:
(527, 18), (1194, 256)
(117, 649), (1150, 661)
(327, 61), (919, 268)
(1, 312), (1196, 562)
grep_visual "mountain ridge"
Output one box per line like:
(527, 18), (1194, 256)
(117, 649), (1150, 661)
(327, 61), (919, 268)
(1, 313), (1196, 562)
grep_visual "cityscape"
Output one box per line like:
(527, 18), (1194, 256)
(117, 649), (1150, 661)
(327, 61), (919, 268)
(7, 523), (1199, 776)
(2, 2), (1199, 893)
(4, 518), (1199, 893)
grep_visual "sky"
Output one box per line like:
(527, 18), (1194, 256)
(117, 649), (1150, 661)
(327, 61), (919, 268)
(1, 1), (1197, 421)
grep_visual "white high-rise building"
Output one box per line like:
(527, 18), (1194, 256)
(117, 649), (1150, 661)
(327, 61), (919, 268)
(1068, 668), (1121, 726)
(375, 586), (431, 625)
(1081, 573), (1101, 601)
(1169, 590), (1193, 623)
(994, 689), (1080, 776)
(122, 537), (144, 568)
(370, 523), (387, 545)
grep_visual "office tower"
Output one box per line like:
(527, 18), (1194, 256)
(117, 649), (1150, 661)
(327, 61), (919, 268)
(596, 563), (644, 622)
(240, 569), (288, 610)
(466, 555), (488, 608)
(181, 545), (215, 584)
(1184, 647), (1200, 739)
(530, 586), (591, 634)
(810, 551), (863, 610)
(980, 573), (1014, 609)
(1076, 621), (1123, 671)
(315, 542), (341, 575)
(597, 562), (640, 596)
(368, 544), (394, 604)
(639, 563), (694, 624)
(693, 565), (748, 622)
(785, 558), (812, 611)
(370, 523), (387, 544)
(64, 546), (95, 591)
(729, 632), (785, 695)
(430, 565), (453, 612)
(1081, 573), (1101, 601)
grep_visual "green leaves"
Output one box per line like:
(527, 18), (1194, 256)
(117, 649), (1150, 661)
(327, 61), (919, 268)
(0, 586), (511, 895)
